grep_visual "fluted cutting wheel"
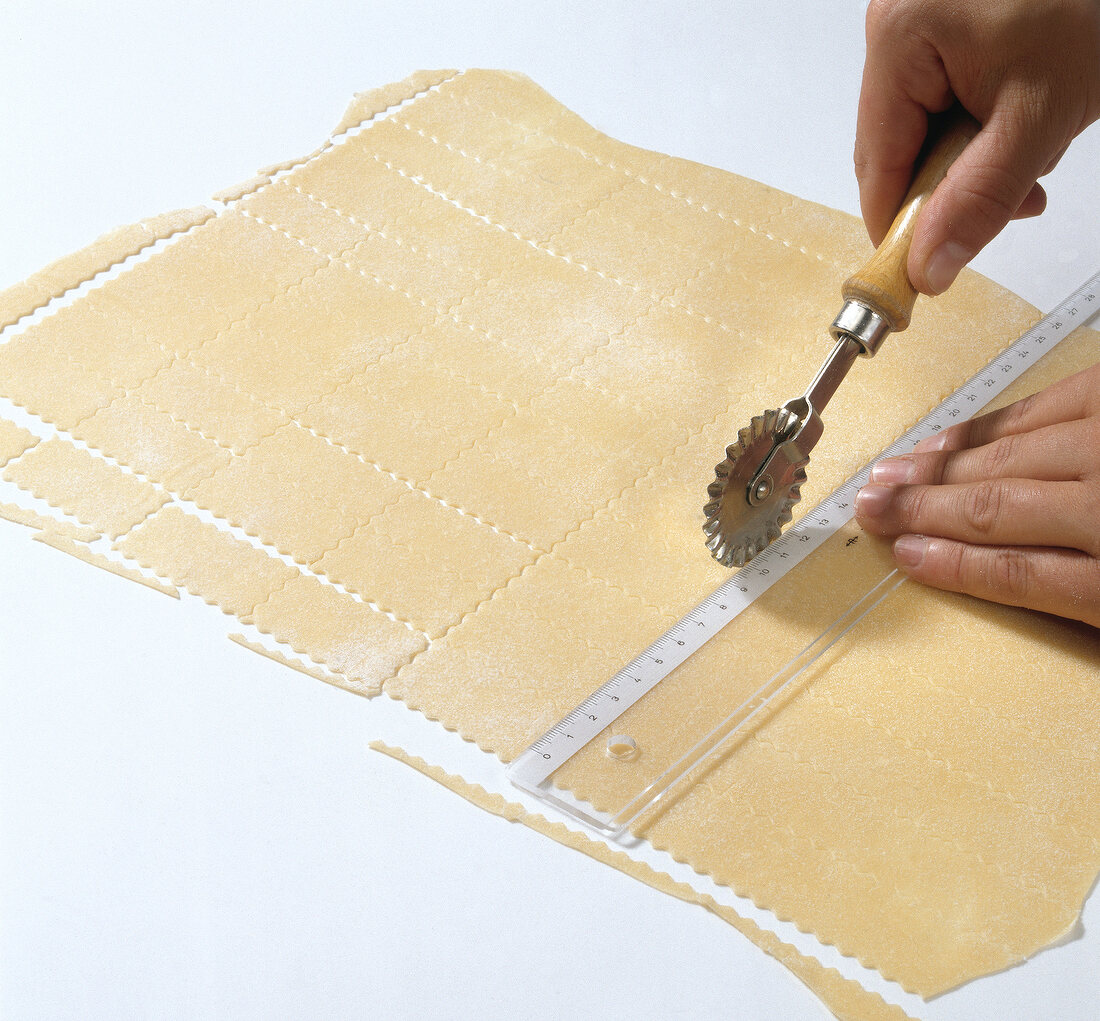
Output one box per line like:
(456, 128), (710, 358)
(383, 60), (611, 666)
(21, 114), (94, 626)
(703, 409), (808, 567)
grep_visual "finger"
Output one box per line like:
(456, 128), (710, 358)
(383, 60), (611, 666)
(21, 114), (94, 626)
(854, 85), (931, 247)
(856, 4), (953, 245)
(854, 478), (1099, 554)
(872, 418), (1100, 486)
(913, 363), (1100, 454)
(908, 99), (1072, 294)
(1012, 182), (1047, 220)
(891, 535), (1100, 628)
(1041, 143), (1070, 177)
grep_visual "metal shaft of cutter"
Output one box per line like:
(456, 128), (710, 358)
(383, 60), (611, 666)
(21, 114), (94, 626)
(802, 335), (862, 415)
(744, 336), (861, 510)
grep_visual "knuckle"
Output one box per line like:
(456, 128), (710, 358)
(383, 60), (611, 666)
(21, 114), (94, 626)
(997, 391), (1036, 436)
(866, 0), (927, 41)
(953, 172), (1027, 237)
(967, 405), (1007, 448)
(1011, 390), (1037, 422)
(899, 483), (931, 528)
(989, 547), (1032, 603)
(979, 432), (1020, 479)
(961, 480), (1004, 537)
(865, 0), (904, 36)
(864, 0), (948, 79)
(938, 538), (969, 586)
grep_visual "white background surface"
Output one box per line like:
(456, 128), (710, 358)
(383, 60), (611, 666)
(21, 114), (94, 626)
(1, 3), (1097, 1019)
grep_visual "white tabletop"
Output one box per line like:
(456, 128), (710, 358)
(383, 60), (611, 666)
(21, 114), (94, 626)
(2, 4), (1097, 1019)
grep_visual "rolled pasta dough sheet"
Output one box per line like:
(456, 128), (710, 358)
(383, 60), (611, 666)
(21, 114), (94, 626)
(0, 69), (1096, 1005)
(369, 740), (917, 1021)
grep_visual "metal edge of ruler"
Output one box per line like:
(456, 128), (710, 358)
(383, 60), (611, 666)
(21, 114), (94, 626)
(508, 271), (1100, 797)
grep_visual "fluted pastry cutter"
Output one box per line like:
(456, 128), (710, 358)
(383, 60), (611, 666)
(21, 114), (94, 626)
(704, 111), (979, 567)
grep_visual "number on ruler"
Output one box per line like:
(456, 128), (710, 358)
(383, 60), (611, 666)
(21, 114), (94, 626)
(513, 275), (1100, 791)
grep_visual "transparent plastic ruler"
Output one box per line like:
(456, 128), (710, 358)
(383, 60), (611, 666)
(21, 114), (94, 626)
(509, 270), (1099, 835)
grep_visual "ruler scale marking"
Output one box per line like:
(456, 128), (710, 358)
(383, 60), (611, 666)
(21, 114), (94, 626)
(511, 274), (1100, 791)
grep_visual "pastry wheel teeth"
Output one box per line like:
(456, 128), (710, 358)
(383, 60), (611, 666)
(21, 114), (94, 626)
(703, 407), (806, 568)
(706, 532), (729, 561)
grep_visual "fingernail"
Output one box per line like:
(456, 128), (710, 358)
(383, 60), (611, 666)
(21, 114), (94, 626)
(894, 534), (928, 568)
(924, 240), (971, 294)
(855, 483), (894, 517)
(913, 431), (949, 453)
(870, 456), (914, 484)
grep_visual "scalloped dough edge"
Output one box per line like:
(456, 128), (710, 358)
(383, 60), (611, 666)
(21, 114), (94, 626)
(0, 206), (216, 331)
(369, 739), (917, 1021)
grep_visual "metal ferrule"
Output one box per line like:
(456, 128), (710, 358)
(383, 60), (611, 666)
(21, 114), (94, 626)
(829, 299), (891, 356)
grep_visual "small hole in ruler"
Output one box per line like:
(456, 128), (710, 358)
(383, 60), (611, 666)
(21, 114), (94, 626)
(606, 735), (638, 761)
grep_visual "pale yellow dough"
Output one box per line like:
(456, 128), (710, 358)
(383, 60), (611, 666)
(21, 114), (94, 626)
(0, 206), (214, 331)
(369, 741), (916, 1021)
(0, 69), (1096, 1008)
(2, 438), (167, 538)
(0, 419), (38, 467)
(227, 632), (334, 686)
(0, 501), (112, 545)
(34, 529), (179, 599)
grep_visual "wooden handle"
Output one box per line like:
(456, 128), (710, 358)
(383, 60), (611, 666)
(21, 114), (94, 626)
(842, 109), (979, 332)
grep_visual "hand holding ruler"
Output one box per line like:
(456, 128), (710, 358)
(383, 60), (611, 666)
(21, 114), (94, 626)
(509, 271), (1100, 837)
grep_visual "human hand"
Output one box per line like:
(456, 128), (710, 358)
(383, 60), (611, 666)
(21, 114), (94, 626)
(856, 0), (1100, 295)
(854, 361), (1100, 628)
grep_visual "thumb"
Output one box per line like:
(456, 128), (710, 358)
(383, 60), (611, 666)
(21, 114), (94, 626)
(908, 99), (1064, 295)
